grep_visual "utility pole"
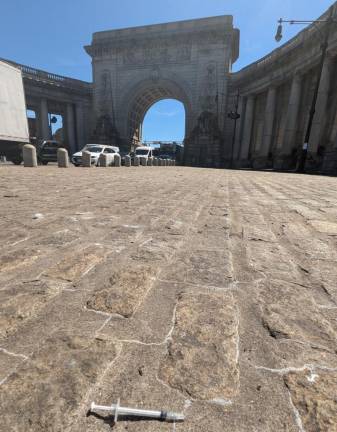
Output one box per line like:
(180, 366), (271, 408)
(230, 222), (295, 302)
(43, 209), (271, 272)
(275, 6), (336, 173)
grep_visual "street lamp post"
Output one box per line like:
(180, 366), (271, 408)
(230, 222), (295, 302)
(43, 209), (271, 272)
(275, 6), (336, 172)
(227, 89), (240, 168)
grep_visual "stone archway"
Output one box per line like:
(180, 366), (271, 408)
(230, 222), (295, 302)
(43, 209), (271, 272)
(120, 77), (190, 150)
(85, 15), (239, 166)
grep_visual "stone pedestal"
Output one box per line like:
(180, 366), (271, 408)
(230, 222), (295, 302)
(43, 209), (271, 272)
(57, 148), (69, 168)
(124, 155), (131, 167)
(114, 154), (121, 167)
(82, 151), (91, 167)
(140, 157), (147, 166)
(134, 157), (140, 166)
(153, 158), (158, 166)
(98, 153), (108, 167)
(147, 157), (153, 166)
(23, 144), (37, 167)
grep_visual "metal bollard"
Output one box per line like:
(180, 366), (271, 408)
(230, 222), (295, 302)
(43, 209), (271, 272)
(23, 144), (37, 167)
(57, 148), (69, 168)
(82, 151), (92, 167)
(114, 154), (121, 167)
(125, 155), (131, 167)
(134, 156), (140, 166)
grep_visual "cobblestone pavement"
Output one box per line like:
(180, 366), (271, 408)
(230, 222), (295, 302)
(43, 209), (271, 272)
(0, 166), (337, 432)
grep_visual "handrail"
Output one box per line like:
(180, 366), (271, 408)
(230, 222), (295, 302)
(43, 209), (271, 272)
(0, 57), (92, 91)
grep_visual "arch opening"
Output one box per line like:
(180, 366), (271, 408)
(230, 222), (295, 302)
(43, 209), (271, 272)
(123, 79), (191, 152)
(142, 99), (185, 145)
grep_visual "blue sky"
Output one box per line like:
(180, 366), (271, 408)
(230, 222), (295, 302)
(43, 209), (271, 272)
(1, 0), (333, 141)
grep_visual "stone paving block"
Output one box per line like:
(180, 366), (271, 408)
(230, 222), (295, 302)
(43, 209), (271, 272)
(161, 248), (233, 287)
(0, 333), (116, 432)
(0, 290), (111, 356)
(44, 245), (107, 282)
(159, 292), (239, 400)
(99, 280), (179, 344)
(285, 370), (337, 432)
(87, 264), (156, 318)
(0, 350), (25, 385)
(0, 246), (40, 274)
(0, 279), (60, 339)
(309, 220), (337, 236)
(257, 279), (337, 367)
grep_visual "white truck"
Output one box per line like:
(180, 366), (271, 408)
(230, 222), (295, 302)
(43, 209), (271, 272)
(0, 60), (30, 164)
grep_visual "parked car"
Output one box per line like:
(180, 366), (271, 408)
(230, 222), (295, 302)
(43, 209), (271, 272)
(71, 144), (119, 166)
(134, 146), (153, 163)
(38, 140), (62, 165)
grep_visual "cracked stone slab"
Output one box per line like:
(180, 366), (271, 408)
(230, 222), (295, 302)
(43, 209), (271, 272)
(159, 292), (239, 400)
(0, 333), (116, 432)
(257, 280), (337, 367)
(285, 369), (337, 432)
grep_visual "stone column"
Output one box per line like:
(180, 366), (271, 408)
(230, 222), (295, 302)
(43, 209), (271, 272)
(282, 75), (302, 154)
(308, 56), (332, 156)
(39, 98), (50, 141)
(239, 95), (255, 165)
(253, 87), (276, 169)
(66, 103), (76, 155)
(232, 96), (245, 163)
(75, 103), (85, 151)
(322, 107), (337, 174)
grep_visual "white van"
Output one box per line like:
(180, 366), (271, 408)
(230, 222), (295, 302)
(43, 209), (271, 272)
(135, 146), (153, 162)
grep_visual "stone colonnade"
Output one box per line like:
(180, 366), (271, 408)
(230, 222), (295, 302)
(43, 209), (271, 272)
(29, 98), (87, 154)
(229, 3), (337, 174)
(232, 53), (336, 172)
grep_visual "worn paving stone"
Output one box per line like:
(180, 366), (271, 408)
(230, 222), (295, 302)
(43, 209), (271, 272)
(87, 263), (156, 318)
(0, 333), (116, 432)
(159, 292), (239, 400)
(285, 369), (337, 432)
(1, 166), (337, 431)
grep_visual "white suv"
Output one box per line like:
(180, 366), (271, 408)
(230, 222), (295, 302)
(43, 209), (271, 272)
(72, 144), (120, 166)
(134, 146), (153, 163)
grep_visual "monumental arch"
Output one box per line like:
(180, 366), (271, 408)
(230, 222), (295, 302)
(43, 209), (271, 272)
(85, 17), (239, 167)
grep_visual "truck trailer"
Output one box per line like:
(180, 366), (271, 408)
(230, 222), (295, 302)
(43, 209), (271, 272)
(0, 60), (30, 164)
